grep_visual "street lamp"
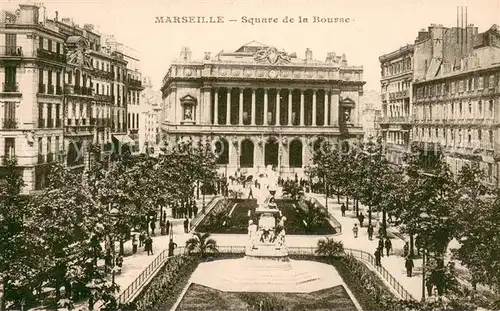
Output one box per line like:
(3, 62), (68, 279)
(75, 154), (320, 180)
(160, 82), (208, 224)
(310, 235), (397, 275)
(419, 211), (430, 302)
(109, 206), (120, 285)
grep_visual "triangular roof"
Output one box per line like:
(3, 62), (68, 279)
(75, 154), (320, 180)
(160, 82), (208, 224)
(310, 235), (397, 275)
(180, 94), (196, 101)
(340, 97), (355, 104)
(235, 40), (269, 53)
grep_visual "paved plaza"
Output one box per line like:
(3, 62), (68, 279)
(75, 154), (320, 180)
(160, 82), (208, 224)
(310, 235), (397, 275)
(112, 187), (427, 302)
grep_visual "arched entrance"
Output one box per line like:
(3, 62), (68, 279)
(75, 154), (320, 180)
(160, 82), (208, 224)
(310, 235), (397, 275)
(289, 139), (303, 168)
(214, 138), (229, 165)
(264, 138), (279, 167)
(240, 139), (254, 168)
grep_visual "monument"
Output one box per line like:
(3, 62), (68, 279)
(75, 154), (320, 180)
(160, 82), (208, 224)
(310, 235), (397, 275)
(247, 165), (288, 261)
(190, 164), (343, 293)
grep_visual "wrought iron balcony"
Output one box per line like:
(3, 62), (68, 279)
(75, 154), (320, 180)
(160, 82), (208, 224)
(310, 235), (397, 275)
(47, 119), (54, 128)
(38, 83), (46, 94)
(93, 69), (114, 80)
(56, 119), (62, 127)
(3, 119), (18, 129)
(128, 78), (142, 88)
(65, 85), (93, 96)
(95, 94), (113, 102)
(0, 46), (23, 57)
(38, 118), (45, 128)
(47, 84), (55, 95)
(36, 49), (66, 63)
(56, 86), (63, 95)
(2, 82), (19, 92)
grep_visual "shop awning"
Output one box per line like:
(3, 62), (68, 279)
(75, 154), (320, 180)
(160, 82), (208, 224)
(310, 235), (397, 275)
(112, 134), (135, 144)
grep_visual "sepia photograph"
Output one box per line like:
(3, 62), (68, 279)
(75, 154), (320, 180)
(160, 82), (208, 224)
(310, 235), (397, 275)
(0, 0), (500, 310)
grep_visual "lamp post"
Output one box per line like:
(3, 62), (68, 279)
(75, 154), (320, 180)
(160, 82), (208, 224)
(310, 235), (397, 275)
(109, 206), (120, 285)
(419, 211), (430, 302)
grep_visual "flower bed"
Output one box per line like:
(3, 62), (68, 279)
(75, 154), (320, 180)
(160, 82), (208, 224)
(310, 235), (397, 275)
(196, 199), (336, 235)
(176, 283), (358, 311)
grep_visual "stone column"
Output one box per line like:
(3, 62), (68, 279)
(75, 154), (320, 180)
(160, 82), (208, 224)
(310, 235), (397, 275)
(238, 88), (243, 125)
(251, 89), (256, 125)
(263, 88), (268, 125)
(276, 89), (281, 125)
(226, 88), (231, 125)
(204, 87), (211, 124)
(214, 88), (219, 125)
(300, 90), (305, 126)
(288, 89), (293, 125)
(198, 88), (203, 123)
(324, 90), (329, 126)
(331, 91), (339, 126)
(312, 89), (317, 126)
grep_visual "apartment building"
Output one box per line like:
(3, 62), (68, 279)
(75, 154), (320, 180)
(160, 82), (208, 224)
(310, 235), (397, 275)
(0, 4), (141, 192)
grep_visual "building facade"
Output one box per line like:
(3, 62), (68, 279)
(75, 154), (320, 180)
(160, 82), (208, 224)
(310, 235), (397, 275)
(161, 41), (365, 178)
(140, 76), (161, 152)
(379, 44), (414, 165)
(360, 90), (382, 140)
(0, 4), (139, 192)
(412, 24), (500, 185)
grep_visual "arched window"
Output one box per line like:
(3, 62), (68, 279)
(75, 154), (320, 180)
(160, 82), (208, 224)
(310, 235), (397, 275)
(289, 139), (303, 168)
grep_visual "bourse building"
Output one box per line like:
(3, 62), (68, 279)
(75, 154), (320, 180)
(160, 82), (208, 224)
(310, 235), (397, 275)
(161, 41), (365, 178)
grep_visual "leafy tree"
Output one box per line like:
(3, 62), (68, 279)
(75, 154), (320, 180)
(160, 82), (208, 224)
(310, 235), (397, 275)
(315, 238), (344, 257)
(185, 232), (218, 258)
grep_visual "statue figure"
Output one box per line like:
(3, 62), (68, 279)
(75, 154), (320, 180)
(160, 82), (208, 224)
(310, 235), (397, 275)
(247, 220), (257, 249)
(276, 228), (286, 247)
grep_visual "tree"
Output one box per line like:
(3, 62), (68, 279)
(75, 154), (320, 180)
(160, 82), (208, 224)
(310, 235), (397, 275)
(315, 238), (344, 258)
(452, 162), (500, 290)
(185, 232), (218, 258)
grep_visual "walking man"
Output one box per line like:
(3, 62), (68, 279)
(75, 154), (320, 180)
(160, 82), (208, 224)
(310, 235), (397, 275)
(341, 203), (346, 217)
(384, 238), (392, 256)
(166, 220), (170, 235)
(248, 186), (254, 199)
(403, 242), (409, 258)
(352, 224), (359, 238)
(378, 238), (385, 257)
(358, 212), (365, 228)
(374, 248), (381, 266)
(132, 235), (138, 254)
(367, 224), (374, 240)
(405, 256), (414, 277)
(145, 235), (153, 256)
(184, 217), (189, 233)
(168, 239), (177, 257)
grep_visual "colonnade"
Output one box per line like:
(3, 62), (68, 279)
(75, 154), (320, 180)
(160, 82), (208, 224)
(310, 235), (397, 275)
(197, 87), (342, 127)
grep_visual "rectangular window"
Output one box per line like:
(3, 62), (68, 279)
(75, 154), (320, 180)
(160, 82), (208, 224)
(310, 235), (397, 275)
(489, 100), (494, 114)
(5, 66), (16, 90)
(39, 37), (44, 50)
(56, 42), (60, 54)
(4, 138), (15, 159)
(489, 130), (493, 144)
(5, 34), (17, 55)
(48, 39), (52, 52)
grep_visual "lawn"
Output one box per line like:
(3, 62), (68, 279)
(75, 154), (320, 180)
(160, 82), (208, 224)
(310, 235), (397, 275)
(176, 283), (358, 311)
(196, 199), (337, 235)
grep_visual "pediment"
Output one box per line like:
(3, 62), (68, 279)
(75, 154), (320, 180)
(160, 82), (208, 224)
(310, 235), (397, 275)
(340, 97), (355, 107)
(180, 94), (196, 102)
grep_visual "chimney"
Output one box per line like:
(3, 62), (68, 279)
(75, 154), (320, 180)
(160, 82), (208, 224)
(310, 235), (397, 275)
(18, 4), (39, 25)
(180, 47), (191, 61)
(305, 48), (312, 61)
(55, 11), (58, 21)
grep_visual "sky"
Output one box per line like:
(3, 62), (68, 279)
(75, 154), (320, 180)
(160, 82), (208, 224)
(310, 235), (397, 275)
(4, 0), (500, 92)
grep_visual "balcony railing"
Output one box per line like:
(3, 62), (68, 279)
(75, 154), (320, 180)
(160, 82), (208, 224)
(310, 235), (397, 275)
(56, 119), (62, 128)
(36, 49), (66, 63)
(128, 78), (142, 88)
(93, 69), (114, 80)
(0, 46), (23, 57)
(38, 83), (46, 94)
(3, 119), (18, 129)
(47, 84), (55, 95)
(38, 118), (45, 128)
(56, 86), (63, 95)
(389, 89), (410, 100)
(2, 82), (19, 92)
(47, 119), (54, 128)
(65, 85), (93, 96)
(95, 94), (113, 102)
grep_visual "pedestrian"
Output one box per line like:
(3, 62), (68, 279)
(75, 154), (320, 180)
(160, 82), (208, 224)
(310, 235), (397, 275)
(352, 224), (359, 238)
(150, 220), (156, 236)
(162, 211), (166, 223)
(358, 212), (365, 227)
(139, 231), (145, 248)
(115, 255), (123, 274)
(166, 220), (170, 235)
(405, 256), (414, 277)
(367, 224), (374, 240)
(415, 235), (422, 256)
(184, 217), (189, 233)
(160, 220), (166, 235)
(378, 238), (385, 257)
(104, 249), (112, 273)
(145, 235), (153, 255)
(384, 238), (392, 256)
(341, 203), (346, 217)
(248, 186), (254, 199)
(188, 206), (193, 219)
(374, 248), (381, 266)
(403, 242), (409, 258)
(132, 235), (138, 254)
(193, 205), (198, 216)
(426, 279), (434, 297)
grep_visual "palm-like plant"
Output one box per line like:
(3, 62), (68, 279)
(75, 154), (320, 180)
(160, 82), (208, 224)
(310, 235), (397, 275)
(295, 201), (327, 233)
(282, 181), (304, 201)
(315, 238), (344, 257)
(185, 232), (218, 258)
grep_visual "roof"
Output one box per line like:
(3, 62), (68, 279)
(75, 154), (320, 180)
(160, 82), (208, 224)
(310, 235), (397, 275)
(235, 40), (269, 53)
